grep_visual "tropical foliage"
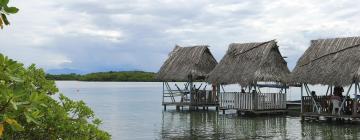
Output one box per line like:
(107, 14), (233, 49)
(0, 0), (18, 29)
(0, 54), (110, 139)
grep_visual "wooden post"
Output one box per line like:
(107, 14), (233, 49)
(325, 85), (330, 96)
(330, 85), (333, 95)
(353, 83), (358, 116)
(301, 84), (303, 114)
(217, 84), (221, 108)
(190, 79), (193, 105)
(162, 82), (164, 104)
(251, 85), (257, 111)
(164, 105), (166, 111)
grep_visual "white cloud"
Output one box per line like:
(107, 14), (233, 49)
(2, 0), (360, 72)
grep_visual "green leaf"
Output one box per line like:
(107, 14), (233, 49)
(0, 0), (9, 6)
(1, 14), (9, 25)
(4, 7), (18, 14)
(9, 75), (23, 82)
(5, 118), (24, 131)
(10, 99), (17, 110)
(30, 92), (36, 99)
(24, 112), (40, 125)
(15, 101), (30, 106)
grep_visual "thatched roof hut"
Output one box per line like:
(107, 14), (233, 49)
(207, 40), (290, 86)
(291, 36), (360, 86)
(156, 45), (218, 81)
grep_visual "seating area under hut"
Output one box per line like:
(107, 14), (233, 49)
(207, 40), (290, 115)
(156, 45), (218, 111)
(291, 36), (360, 122)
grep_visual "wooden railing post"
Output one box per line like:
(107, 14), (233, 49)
(252, 92), (257, 110)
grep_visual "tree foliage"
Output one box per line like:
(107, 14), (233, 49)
(46, 71), (158, 82)
(0, 53), (110, 139)
(0, 0), (18, 29)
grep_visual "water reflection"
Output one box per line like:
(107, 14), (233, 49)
(301, 122), (360, 139)
(160, 111), (360, 139)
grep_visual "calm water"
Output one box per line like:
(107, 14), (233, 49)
(55, 81), (360, 140)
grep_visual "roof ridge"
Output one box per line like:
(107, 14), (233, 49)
(299, 42), (360, 67)
(232, 40), (274, 57)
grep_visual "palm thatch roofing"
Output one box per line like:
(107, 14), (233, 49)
(207, 40), (290, 86)
(291, 36), (360, 86)
(156, 45), (218, 81)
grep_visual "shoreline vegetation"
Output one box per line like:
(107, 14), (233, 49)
(46, 71), (159, 82)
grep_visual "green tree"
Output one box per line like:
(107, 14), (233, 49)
(0, 0), (18, 28)
(0, 54), (110, 139)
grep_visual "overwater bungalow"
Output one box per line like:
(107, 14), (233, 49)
(291, 36), (360, 121)
(207, 40), (290, 115)
(156, 45), (218, 110)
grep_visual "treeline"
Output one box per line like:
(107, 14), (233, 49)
(46, 71), (159, 82)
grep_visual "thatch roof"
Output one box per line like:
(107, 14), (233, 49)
(291, 36), (360, 86)
(156, 45), (218, 81)
(207, 40), (290, 86)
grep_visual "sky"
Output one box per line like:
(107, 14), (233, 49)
(1, 0), (360, 74)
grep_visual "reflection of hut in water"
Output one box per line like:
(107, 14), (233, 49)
(156, 45), (218, 110)
(217, 117), (287, 139)
(207, 40), (290, 115)
(291, 36), (360, 121)
(160, 111), (219, 139)
(160, 111), (288, 139)
(301, 121), (360, 139)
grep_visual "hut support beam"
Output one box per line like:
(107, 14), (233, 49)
(338, 83), (353, 115)
(162, 82), (165, 104)
(301, 84), (303, 114)
(325, 85), (330, 96)
(353, 83), (358, 116)
(304, 84), (320, 113)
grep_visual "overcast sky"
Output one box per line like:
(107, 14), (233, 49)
(1, 0), (360, 74)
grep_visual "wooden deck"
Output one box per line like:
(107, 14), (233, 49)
(162, 102), (219, 106)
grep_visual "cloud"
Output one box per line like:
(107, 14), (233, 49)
(1, 0), (360, 73)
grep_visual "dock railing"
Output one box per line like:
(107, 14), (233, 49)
(191, 90), (218, 105)
(220, 92), (286, 110)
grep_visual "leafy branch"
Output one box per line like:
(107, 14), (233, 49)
(0, 0), (19, 29)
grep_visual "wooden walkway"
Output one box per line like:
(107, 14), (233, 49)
(162, 102), (219, 106)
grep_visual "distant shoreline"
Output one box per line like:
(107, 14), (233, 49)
(46, 71), (160, 82)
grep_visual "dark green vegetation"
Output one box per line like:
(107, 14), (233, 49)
(0, 54), (110, 139)
(0, 0), (19, 29)
(46, 71), (159, 82)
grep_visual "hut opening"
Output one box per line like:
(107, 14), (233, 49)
(291, 36), (360, 120)
(156, 45), (218, 110)
(207, 40), (290, 115)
